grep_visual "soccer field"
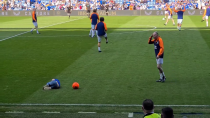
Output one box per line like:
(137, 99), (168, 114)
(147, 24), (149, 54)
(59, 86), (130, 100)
(0, 16), (210, 118)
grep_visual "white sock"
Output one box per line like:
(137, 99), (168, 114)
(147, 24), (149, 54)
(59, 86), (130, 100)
(160, 73), (163, 79)
(89, 29), (92, 35)
(36, 28), (39, 33)
(179, 27), (181, 30)
(207, 21), (208, 27)
(98, 47), (100, 51)
(177, 26), (179, 29)
(92, 30), (95, 37)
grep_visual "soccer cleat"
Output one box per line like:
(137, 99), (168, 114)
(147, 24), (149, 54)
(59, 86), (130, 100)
(162, 76), (166, 83)
(201, 20), (204, 22)
(89, 35), (91, 37)
(164, 24), (166, 26)
(106, 41), (108, 44)
(37, 32), (40, 34)
(156, 79), (162, 82)
(173, 24), (175, 26)
(31, 31), (33, 34)
(98, 50), (102, 52)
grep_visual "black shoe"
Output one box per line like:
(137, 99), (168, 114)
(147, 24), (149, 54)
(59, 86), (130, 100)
(98, 50), (102, 52)
(164, 24), (166, 26)
(162, 76), (166, 82)
(37, 32), (40, 34)
(156, 79), (162, 82)
(106, 41), (108, 44)
(201, 20), (204, 22)
(89, 35), (91, 37)
(173, 24), (175, 26)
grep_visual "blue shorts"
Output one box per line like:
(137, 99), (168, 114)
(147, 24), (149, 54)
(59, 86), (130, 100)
(47, 80), (60, 89)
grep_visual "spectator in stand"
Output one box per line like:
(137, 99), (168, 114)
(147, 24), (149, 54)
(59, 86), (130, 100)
(161, 107), (174, 118)
(142, 99), (160, 118)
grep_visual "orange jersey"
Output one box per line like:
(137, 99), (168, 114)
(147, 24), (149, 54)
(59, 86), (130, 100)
(148, 36), (164, 58)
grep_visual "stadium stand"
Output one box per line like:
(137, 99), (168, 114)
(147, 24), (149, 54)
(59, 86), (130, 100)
(0, 0), (203, 10)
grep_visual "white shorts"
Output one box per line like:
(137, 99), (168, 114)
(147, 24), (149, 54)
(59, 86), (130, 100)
(165, 11), (169, 14)
(91, 25), (96, 30)
(156, 58), (163, 65)
(177, 19), (183, 24)
(97, 33), (107, 42)
(33, 22), (38, 27)
(168, 15), (172, 19)
(206, 16), (208, 20)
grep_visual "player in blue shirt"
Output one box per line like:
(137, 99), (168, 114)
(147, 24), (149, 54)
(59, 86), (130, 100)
(174, 6), (186, 31)
(95, 17), (108, 52)
(89, 9), (99, 38)
(43, 79), (60, 90)
(202, 5), (210, 27)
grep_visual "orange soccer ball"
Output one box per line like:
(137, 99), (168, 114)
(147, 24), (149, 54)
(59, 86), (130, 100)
(72, 82), (79, 89)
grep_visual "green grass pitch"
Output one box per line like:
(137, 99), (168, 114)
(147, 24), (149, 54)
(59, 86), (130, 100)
(0, 16), (210, 118)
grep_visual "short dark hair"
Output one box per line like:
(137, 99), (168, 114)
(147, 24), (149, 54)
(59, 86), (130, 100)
(100, 17), (104, 21)
(162, 107), (173, 118)
(93, 9), (97, 12)
(142, 99), (154, 110)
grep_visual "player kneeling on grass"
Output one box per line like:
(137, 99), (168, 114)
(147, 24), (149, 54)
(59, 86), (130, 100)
(202, 5), (210, 27)
(43, 79), (60, 90)
(148, 32), (166, 82)
(31, 8), (40, 34)
(95, 17), (108, 52)
(174, 6), (186, 31)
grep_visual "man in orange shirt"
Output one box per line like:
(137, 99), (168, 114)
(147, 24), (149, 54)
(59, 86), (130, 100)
(30, 8), (40, 34)
(148, 32), (166, 82)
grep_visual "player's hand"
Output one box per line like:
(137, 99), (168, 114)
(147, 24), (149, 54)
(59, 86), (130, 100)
(156, 55), (159, 59)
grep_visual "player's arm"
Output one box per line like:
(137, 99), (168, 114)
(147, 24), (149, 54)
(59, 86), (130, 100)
(182, 6), (186, 12)
(90, 13), (92, 19)
(173, 7), (178, 12)
(32, 12), (36, 22)
(104, 23), (107, 31)
(97, 13), (99, 22)
(95, 24), (97, 30)
(157, 38), (164, 56)
(148, 36), (154, 44)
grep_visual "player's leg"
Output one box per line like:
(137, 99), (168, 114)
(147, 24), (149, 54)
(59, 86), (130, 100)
(156, 58), (166, 82)
(35, 23), (40, 34)
(206, 16), (208, 27)
(164, 15), (170, 25)
(104, 33), (108, 43)
(97, 36), (102, 52)
(179, 19), (183, 31)
(170, 14), (175, 25)
(68, 13), (71, 19)
(89, 26), (92, 37)
(91, 25), (95, 37)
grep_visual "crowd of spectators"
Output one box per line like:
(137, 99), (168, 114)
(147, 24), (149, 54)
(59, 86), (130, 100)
(0, 0), (208, 11)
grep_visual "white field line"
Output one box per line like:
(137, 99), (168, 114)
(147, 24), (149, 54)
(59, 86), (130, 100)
(0, 17), (86, 42)
(78, 112), (97, 113)
(0, 26), (157, 38)
(0, 103), (209, 107)
(42, 111), (60, 113)
(5, 111), (24, 113)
